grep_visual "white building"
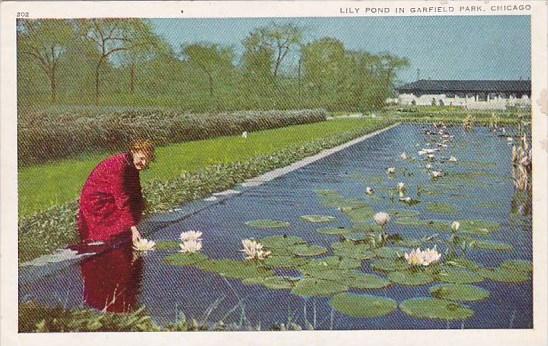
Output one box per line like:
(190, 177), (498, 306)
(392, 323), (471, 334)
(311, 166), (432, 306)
(393, 80), (531, 110)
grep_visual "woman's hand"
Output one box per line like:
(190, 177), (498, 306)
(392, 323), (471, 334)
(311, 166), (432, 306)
(131, 226), (141, 243)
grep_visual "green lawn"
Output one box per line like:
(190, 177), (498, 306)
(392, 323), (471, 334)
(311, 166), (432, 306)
(19, 118), (386, 217)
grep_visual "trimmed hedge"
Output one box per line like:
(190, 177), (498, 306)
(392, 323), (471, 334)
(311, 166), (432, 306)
(18, 119), (394, 263)
(18, 109), (328, 165)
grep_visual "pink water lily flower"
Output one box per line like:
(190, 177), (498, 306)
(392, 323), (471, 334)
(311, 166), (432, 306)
(241, 239), (271, 260)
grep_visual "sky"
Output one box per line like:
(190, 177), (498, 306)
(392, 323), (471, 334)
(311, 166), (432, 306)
(151, 16), (530, 84)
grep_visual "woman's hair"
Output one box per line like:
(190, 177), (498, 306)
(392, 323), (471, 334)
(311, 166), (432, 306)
(129, 139), (155, 161)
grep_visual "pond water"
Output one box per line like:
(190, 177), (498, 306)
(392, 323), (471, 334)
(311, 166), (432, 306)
(19, 124), (532, 330)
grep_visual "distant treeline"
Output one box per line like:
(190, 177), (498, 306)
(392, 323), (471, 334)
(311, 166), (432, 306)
(17, 19), (409, 112)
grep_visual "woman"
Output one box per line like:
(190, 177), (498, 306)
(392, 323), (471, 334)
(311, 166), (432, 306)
(78, 139), (154, 245)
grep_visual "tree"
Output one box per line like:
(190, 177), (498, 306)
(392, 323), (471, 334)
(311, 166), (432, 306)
(242, 23), (303, 83)
(181, 43), (234, 97)
(17, 19), (74, 103)
(77, 19), (159, 104)
(302, 37), (346, 96)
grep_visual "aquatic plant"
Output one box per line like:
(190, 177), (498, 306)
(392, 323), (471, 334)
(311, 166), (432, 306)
(180, 230), (203, 242)
(365, 187), (374, 195)
(241, 239), (271, 261)
(373, 212), (390, 227)
(403, 246), (441, 266)
(386, 167), (396, 175)
(431, 170), (444, 178)
(179, 239), (203, 254)
(132, 238), (156, 252)
(400, 152), (408, 160)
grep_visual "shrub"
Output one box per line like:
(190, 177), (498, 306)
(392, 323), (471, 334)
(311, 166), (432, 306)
(18, 109), (328, 165)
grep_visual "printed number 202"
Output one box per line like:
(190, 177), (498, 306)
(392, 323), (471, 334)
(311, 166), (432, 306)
(17, 12), (30, 18)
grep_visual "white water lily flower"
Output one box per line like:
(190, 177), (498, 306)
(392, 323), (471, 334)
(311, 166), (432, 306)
(397, 182), (406, 193)
(365, 187), (374, 195)
(507, 137), (513, 142)
(451, 221), (460, 232)
(425, 164), (432, 170)
(241, 239), (271, 260)
(386, 167), (396, 174)
(421, 246), (442, 265)
(400, 152), (408, 160)
(427, 154), (436, 160)
(373, 212), (390, 227)
(179, 239), (203, 253)
(132, 238), (156, 252)
(431, 170), (444, 178)
(399, 196), (412, 203)
(404, 248), (425, 266)
(449, 156), (457, 162)
(242, 131), (248, 138)
(180, 230), (203, 242)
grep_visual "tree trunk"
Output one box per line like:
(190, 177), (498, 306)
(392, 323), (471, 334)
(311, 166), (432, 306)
(130, 63), (135, 95)
(95, 58), (103, 105)
(50, 66), (57, 104)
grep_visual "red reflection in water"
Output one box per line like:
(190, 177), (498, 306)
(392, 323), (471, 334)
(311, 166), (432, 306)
(80, 243), (143, 313)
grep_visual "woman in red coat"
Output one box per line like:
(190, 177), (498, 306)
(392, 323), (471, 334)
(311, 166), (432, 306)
(78, 140), (154, 244)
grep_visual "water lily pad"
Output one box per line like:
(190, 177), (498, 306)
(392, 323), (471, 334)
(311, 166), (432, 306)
(343, 232), (368, 241)
(301, 215), (336, 223)
(469, 240), (513, 251)
(426, 203), (457, 215)
(444, 258), (481, 271)
(388, 209), (421, 218)
(437, 268), (484, 284)
(352, 223), (384, 233)
(430, 284), (490, 302)
(458, 220), (500, 235)
(263, 255), (308, 269)
(291, 278), (348, 297)
(290, 244), (328, 257)
(370, 258), (410, 272)
(155, 240), (180, 251)
(479, 268), (530, 283)
(301, 256), (361, 271)
(305, 269), (349, 281)
(399, 298), (474, 321)
(245, 219), (290, 229)
(164, 252), (208, 266)
(317, 227), (352, 236)
(500, 259), (532, 272)
(196, 259), (272, 279)
(332, 241), (375, 260)
(341, 205), (375, 223)
(260, 235), (306, 249)
(374, 247), (407, 259)
(388, 270), (434, 286)
(342, 272), (391, 289)
(262, 276), (294, 289)
(330, 293), (397, 318)
(395, 237), (423, 248)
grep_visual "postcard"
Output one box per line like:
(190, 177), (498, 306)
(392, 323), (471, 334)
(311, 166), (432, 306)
(1, 1), (547, 345)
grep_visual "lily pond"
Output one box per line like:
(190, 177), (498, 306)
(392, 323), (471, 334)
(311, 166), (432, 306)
(19, 123), (532, 330)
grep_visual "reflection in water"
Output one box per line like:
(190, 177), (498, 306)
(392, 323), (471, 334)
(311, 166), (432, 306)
(80, 243), (143, 313)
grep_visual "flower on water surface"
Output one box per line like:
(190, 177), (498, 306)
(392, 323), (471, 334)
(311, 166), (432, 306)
(374, 212), (390, 227)
(449, 156), (457, 162)
(386, 167), (396, 174)
(132, 238), (156, 252)
(179, 239), (203, 253)
(397, 182), (406, 193)
(431, 170), (444, 178)
(180, 230), (203, 242)
(427, 154), (436, 160)
(451, 221), (460, 232)
(365, 187), (375, 195)
(241, 239), (271, 260)
(404, 247), (442, 266)
(400, 152), (408, 160)
(404, 248), (425, 266)
(425, 164), (432, 170)
(399, 196), (412, 203)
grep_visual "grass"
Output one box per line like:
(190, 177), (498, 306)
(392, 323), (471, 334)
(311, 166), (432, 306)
(19, 118), (386, 217)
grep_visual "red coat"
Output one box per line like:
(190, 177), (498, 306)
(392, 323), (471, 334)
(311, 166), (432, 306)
(78, 152), (144, 242)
